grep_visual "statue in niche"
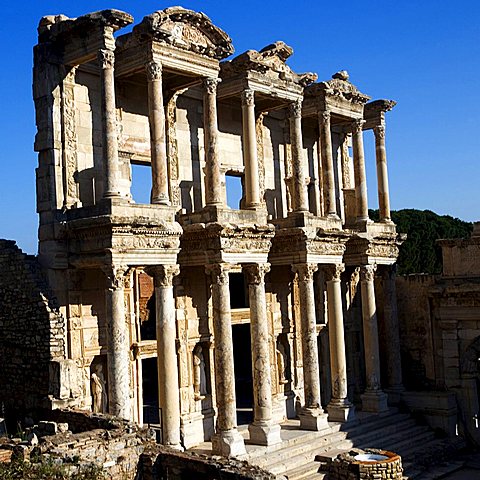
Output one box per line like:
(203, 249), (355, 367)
(193, 345), (207, 401)
(91, 364), (107, 413)
(276, 343), (288, 385)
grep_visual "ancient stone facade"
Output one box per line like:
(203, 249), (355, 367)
(4, 6), (403, 455)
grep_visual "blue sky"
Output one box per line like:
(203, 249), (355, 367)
(0, 1), (478, 254)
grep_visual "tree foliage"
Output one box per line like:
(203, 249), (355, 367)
(369, 209), (473, 275)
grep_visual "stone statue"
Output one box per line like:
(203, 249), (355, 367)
(193, 345), (207, 401)
(91, 364), (107, 413)
(276, 344), (288, 385)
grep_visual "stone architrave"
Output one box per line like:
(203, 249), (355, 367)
(241, 90), (261, 209)
(206, 264), (246, 456)
(319, 111), (337, 217)
(98, 49), (121, 199)
(102, 265), (131, 419)
(360, 264), (388, 412)
(289, 100), (309, 213)
(243, 263), (282, 446)
(324, 264), (355, 422)
(292, 263), (329, 431)
(203, 78), (223, 206)
(148, 265), (182, 449)
(146, 59), (170, 205)
(374, 124), (392, 222)
(352, 119), (369, 223)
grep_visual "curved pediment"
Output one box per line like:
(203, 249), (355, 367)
(133, 6), (234, 60)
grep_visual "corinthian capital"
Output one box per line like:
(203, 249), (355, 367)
(243, 263), (270, 285)
(147, 265), (180, 288)
(241, 89), (255, 107)
(360, 264), (377, 282)
(102, 264), (128, 290)
(98, 49), (115, 69)
(203, 77), (221, 95)
(373, 124), (386, 140)
(145, 60), (162, 81)
(205, 263), (231, 286)
(319, 110), (331, 125)
(351, 119), (366, 134)
(292, 263), (318, 282)
(323, 263), (345, 282)
(288, 99), (303, 118)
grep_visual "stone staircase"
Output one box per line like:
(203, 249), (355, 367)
(237, 409), (466, 480)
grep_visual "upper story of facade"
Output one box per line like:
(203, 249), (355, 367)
(33, 7), (398, 263)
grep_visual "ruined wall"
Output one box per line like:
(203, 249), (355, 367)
(0, 240), (66, 418)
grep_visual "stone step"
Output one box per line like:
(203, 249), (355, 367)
(346, 417), (417, 446)
(283, 460), (320, 479)
(381, 428), (436, 455)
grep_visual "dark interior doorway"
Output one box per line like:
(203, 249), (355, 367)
(232, 323), (253, 425)
(142, 357), (159, 425)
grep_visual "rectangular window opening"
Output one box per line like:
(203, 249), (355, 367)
(225, 173), (244, 210)
(131, 162), (152, 205)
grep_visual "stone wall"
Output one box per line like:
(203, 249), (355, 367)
(0, 240), (66, 421)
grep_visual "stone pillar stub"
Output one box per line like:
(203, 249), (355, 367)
(147, 264), (182, 449)
(360, 264), (388, 413)
(324, 264), (356, 423)
(319, 111), (338, 218)
(352, 119), (369, 224)
(103, 264), (131, 419)
(206, 263), (246, 456)
(292, 263), (329, 431)
(374, 124), (392, 223)
(146, 59), (170, 205)
(243, 263), (282, 446)
(203, 78), (223, 207)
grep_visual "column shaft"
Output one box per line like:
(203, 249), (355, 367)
(242, 90), (261, 208)
(99, 49), (120, 199)
(151, 265), (181, 448)
(352, 120), (369, 222)
(104, 266), (131, 419)
(319, 111), (337, 217)
(146, 60), (170, 205)
(289, 100), (309, 212)
(374, 125), (391, 222)
(203, 78), (223, 206)
(244, 264), (281, 445)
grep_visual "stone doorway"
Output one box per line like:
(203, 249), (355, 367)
(232, 323), (254, 425)
(142, 357), (160, 426)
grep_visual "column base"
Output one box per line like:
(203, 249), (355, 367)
(327, 399), (356, 423)
(299, 408), (330, 431)
(385, 385), (405, 406)
(248, 421), (282, 446)
(212, 429), (246, 457)
(361, 390), (389, 413)
(151, 196), (171, 206)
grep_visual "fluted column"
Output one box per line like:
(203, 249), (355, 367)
(149, 265), (182, 448)
(241, 90), (261, 209)
(99, 49), (121, 199)
(244, 264), (282, 445)
(319, 111), (337, 217)
(203, 78), (223, 206)
(289, 100), (309, 213)
(352, 119), (369, 223)
(381, 265), (404, 404)
(324, 264), (355, 422)
(146, 60), (170, 205)
(206, 264), (246, 456)
(374, 124), (392, 222)
(360, 264), (388, 412)
(292, 263), (329, 431)
(103, 265), (131, 419)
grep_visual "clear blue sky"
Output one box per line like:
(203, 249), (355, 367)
(1, 1), (478, 254)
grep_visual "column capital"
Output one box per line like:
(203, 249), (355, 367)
(241, 89), (255, 107)
(351, 118), (366, 134)
(319, 110), (331, 125)
(145, 59), (162, 81)
(323, 263), (345, 282)
(360, 264), (377, 282)
(288, 99), (303, 118)
(373, 124), (386, 139)
(205, 263), (231, 285)
(98, 49), (115, 69)
(102, 264), (128, 290)
(203, 77), (221, 95)
(292, 263), (318, 282)
(243, 263), (270, 285)
(147, 265), (180, 287)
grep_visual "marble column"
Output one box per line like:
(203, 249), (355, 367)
(319, 111), (337, 217)
(243, 264), (282, 445)
(99, 49), (121, 199)
(374, 124), (392, 222)
(324, 264), (355, 422)
(149, 265), (182, 449)
(381, 265), (404, 404)
(203, 78), (223, 207)
(103, 265), (131, 419)
(289, 100), (309, 213)
(292, 263), (329, 431)
(146, 60), (170, 205)
(206, 264), (246, 456)
(241, 90), (261, 209)
(360, 264), (388, 412)
(352, 119), (369, 223)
